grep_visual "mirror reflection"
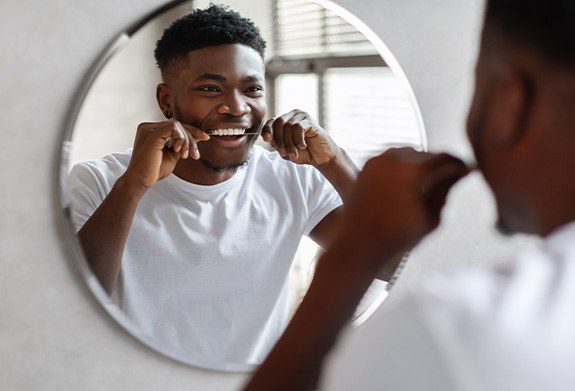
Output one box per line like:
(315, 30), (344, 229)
(62, 0), (426, 371)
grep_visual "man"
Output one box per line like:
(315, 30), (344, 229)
(68, 5), (358, 368)
(245, 0), (575, 389)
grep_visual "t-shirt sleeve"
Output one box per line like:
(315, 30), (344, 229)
(67, 162), (110, 233)
(301, 167), (343, 236)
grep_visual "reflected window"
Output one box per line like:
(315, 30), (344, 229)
(275, 74), (319, 120)
(267, 0), (422, 167)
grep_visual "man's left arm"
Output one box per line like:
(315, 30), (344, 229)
(261, 109), (359, 248)
(307, 145), (359, 248)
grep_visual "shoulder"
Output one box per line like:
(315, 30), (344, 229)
(321, 265), (514, 390)
(323, 243), (575, 390)
(250, 145), (324, 181)
(71, 149), (131, 173)
(250, 145), (283, 166)
(69, 149), (132, 185)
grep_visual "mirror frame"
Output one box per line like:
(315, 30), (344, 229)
(57, 0), (427, 372)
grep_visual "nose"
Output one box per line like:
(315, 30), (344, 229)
(217, 91), (251, 116)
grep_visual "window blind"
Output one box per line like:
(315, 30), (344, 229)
(273, 0), (378, 58)
(324, 67), (423, 167)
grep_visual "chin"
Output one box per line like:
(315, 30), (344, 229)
(199, 148), (253, 173)
(199, 139), (255, 167)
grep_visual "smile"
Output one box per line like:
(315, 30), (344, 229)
(207, 128), (250, 136)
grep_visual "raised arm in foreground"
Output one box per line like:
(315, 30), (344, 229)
(244, 148), (470, 390)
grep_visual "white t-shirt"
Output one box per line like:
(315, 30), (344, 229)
(322, 222), (575, 391)
(68, 145), (342, 370)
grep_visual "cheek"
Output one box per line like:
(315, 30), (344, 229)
(252, 99), (267, 117)
(174, 97), (213, 126)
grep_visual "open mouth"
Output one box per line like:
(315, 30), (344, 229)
(207, 128), (257, 136)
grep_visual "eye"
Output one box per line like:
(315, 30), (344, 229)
(197, 85), (221, 93)
(245, 85), (264, 95)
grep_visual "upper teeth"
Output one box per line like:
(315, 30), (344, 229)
(209, 128), (246, 136)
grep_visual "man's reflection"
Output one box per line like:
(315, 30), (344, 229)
(67, 4), (358, 368)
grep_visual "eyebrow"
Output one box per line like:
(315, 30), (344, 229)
(194, 73), (264, 83)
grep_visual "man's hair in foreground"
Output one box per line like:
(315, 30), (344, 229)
(154, 4), (267, 76)
(485, 0), (575, 69)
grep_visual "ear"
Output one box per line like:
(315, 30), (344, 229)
(489, 67), (533, 148)
(156, 83), (173, 119)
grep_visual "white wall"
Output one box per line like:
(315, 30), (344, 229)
(0, 1), (535, 390)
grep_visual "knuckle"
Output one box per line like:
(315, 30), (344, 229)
(136, 122), (151, 134)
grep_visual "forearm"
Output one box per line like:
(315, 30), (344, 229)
(245, 149), (470, 390)
(244, 239), (398, 391)
(315, 147), (359, 204)
(77, 175), (147, 294)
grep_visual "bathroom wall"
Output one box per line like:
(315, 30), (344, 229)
(0, 0), (535, 390)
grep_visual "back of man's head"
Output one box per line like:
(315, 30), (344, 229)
(485, 0), (575, 70)
(154, 4), (267, 77)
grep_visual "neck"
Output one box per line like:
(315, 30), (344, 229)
(173, 158), (239, 185)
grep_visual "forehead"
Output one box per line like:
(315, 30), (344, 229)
(179, 44), (265, 80)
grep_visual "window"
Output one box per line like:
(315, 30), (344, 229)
(267, 0), (423, 168)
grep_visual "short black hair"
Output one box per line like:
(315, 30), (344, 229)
(485, 0), (575, 68)
(154, 4), (267, 76)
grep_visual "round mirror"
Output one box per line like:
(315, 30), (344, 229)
(59, 0), (426, 372)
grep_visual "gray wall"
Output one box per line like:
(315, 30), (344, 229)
(0, 0), (534, 390)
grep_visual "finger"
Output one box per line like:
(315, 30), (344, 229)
(188, 138), (200, 160)
(172, 121), (189, 159)
(137, 121), (173, 150)
(261, 118), (275, 142)
(178, 123), (206, 160)
(181, 122), (210, 142)
(164, 123), (183, 153)
(291, 122), (307, 150)
(273, 117), (287, 157)
(282, 121), (297, 160)
(421, 159), (470, 217)
(422, 154), (468, 190)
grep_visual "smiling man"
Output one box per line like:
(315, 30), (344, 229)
(67, 5), (358, 368)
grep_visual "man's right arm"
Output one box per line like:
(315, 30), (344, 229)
(74, 120), (207, 294)
(77, 175), (148, 294)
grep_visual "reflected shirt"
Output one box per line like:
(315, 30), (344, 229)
(68, 145), (342, 371)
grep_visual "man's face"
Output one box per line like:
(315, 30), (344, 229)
(166, 44), (267, 171)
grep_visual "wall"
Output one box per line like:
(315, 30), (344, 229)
(0, 0), (535, 390)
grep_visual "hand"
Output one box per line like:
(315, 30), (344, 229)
(261, 109), (338, 167)
(337, 148), (470, 272)
(124, 119), (210, 189)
